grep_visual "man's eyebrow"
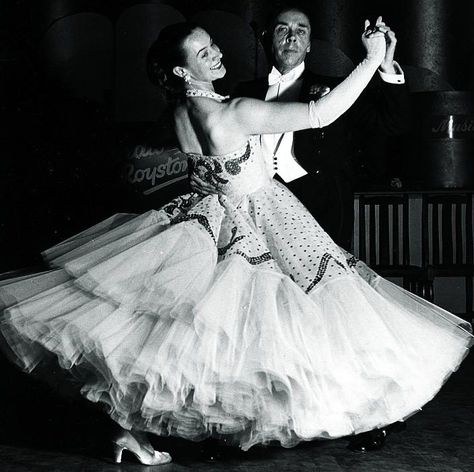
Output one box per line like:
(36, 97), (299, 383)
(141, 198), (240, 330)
(275, 21), (309, 28)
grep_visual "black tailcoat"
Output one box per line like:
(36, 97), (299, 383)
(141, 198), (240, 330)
(234, 69), (410, 249)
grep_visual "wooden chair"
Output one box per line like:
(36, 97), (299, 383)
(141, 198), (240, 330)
(422, 193), (474, 315)
(358, 193), (429, 297)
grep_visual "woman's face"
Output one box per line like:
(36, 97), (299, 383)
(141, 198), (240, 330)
(178, 27), (226, 83)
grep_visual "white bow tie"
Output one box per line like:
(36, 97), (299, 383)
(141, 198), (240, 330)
(267, 68), (300, 86)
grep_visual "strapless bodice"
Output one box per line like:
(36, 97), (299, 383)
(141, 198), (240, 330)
(186, 136), (271, 199)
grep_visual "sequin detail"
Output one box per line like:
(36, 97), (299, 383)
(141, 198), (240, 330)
(224, 142), (251, 175)
(235, 250), (273, 265)
(162, 195), (196, 219)
(161, 139), (352, 290)
(218, 227), (246, 256)
(177, 213), (216, 243)
(347, 255), (359, 268)
(194, 159), (229, 187)
(305, 253), (347, 293)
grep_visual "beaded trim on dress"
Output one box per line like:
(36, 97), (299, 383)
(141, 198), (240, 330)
(185, 88), (229, 101)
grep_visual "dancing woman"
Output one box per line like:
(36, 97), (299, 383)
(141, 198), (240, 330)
(0, 21), (471, 466)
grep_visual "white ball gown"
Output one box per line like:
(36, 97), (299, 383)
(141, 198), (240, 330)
(0, 134), (472, 451)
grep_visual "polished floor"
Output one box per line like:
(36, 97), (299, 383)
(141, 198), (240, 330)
(0, 349), (473, 472)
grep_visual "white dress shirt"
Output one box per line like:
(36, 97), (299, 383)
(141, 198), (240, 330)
(261, 61), (406, 183)
(261, 62), (307, 182)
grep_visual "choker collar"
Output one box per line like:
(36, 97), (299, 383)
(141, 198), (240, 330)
(185, 88), (229, 101)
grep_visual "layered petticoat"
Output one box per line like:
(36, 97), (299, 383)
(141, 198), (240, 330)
(1, 140), (472, 450)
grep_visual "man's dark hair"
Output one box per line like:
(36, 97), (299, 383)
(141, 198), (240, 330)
(265, 3), (313, 36)
(260, 3), (313, 58)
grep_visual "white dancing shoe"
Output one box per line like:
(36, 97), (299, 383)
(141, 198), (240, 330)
(112, 430), (172, 466)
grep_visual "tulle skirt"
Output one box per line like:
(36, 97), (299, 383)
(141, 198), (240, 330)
(1, 182), (472, 450)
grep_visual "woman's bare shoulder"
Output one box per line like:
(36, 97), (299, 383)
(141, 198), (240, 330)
(226, 96), (262, 109)
(224, 97), (268, 122)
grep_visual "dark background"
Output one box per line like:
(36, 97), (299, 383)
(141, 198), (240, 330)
(0, 0), (473, 455)
(1, 0), (473, 272)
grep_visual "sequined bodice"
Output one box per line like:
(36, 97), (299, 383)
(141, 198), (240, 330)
(187, 136), (271, 198)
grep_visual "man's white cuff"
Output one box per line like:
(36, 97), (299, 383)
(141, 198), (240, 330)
(378, 61), (405, 84)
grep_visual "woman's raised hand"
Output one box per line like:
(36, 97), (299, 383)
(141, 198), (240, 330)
(362, 18), (387, 65)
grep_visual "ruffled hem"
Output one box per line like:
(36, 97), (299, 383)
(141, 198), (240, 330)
(1, 160), (473, 450)
(1, 242), (472, 449)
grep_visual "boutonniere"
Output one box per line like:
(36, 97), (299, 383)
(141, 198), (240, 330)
(309, 84), (331, 99)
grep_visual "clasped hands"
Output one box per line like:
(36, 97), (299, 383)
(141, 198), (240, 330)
(363, 16), (398, 74)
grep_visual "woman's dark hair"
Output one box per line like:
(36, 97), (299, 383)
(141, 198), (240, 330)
(147, 22), (199, 99)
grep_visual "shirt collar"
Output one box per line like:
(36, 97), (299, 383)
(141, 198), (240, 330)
(268, 62), (305, 86)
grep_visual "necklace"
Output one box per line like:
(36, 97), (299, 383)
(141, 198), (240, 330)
(185, 88), (229, 101)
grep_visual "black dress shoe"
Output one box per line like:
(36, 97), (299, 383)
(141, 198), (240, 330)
(201, 448), (224, 463)
(347, 428), (387, 452)
(199, 438), (232, 462)
(347, 422), (406, 453)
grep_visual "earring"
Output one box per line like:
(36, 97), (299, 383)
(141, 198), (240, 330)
(183, 74), (191, 84)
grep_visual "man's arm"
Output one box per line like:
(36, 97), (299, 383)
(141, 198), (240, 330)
(350, 74), (411, 135)
(350, 17), (411, 135)
(377, 16), (400, 76)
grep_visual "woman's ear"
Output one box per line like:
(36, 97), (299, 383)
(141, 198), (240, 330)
(172, 66), (186, 79)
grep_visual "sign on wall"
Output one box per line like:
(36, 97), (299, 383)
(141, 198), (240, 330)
(124, 144), (188, 197)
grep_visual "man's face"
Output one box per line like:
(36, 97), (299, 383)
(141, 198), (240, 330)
(271, 9), (311, 74)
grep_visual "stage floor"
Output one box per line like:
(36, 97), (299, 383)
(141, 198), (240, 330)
(1, 350), (473, 472)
